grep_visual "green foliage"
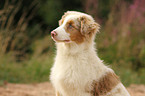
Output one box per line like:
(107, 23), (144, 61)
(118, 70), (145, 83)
(0, 0), (145, 86)
(0, 54), (53, 83)
(39, 0), (63, 28)
(139, 47), (145, 66)
(38, 0), (83, 29)
(0, 36), (55, 83)
(96, 0), (145, 86)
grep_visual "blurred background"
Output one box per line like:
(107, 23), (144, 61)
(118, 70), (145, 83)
(0, 0), (145, 86)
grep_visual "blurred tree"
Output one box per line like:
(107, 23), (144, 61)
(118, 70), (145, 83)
(38, 0), (83, 30)
(0, 0), (83, 60)
(0, 0), (41, 60)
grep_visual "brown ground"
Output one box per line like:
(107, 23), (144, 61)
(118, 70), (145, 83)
(0, 82), (145, 96)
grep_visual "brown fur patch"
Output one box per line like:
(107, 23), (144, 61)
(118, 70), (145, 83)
(65, 20), (85, 44)
(80, 16), (100, 35)
(91, 72), (120, 96)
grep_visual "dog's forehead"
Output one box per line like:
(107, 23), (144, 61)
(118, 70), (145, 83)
(63, 15), (79, 24)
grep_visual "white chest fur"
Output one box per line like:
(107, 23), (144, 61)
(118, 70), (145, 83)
(50, 43), (111, 96)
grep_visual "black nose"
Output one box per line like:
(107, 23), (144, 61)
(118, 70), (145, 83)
(51, 31), (57, 37)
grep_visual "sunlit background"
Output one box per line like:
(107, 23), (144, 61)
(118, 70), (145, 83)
(0, 0), (145, 87)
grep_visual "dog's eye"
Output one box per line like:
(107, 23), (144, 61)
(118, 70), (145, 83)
(68, 24), (73, 28)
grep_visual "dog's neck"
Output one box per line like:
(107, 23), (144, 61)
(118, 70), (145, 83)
(56, 41), (96, 56)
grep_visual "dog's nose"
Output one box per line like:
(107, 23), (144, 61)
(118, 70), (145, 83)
(51, 31), (57, 37)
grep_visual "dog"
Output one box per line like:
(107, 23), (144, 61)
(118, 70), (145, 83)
(50, 11), (130, 96)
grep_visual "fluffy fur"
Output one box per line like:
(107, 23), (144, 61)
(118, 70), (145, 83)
(50, 11), (130, 96)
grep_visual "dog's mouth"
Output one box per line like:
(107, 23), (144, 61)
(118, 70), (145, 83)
(51, 31), (71, 43)
(51, 36), (71, 43)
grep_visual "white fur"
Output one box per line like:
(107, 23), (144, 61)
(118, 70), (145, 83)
(53, 15), (76, 42)
(105, 83), (131, 96)
(50, 11), (130, 96)
(54, 25), (70, 41)
(50, 43), (111, 96)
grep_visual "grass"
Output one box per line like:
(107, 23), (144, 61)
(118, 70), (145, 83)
(0, 53), (54, 84)
(96, 31), (145, 86)
(0, 36), (55, 84)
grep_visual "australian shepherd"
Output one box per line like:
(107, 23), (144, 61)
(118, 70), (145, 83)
(50, 11), (130, 96)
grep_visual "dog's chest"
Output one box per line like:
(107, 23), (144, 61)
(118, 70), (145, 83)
(51, 55), (96, 95)
(53, 57), (90, 83)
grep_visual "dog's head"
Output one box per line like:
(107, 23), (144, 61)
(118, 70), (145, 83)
(51, 11), (100, 44)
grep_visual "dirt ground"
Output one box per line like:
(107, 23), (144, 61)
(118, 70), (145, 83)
(0, 82), (145, 96)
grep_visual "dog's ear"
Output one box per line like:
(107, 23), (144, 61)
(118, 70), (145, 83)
(80, 16), (100, 36)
